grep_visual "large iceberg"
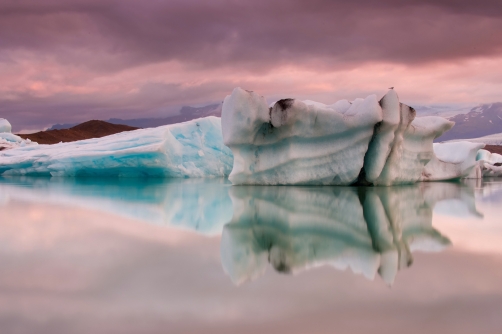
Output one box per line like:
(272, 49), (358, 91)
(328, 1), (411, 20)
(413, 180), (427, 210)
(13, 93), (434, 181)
(0, 117), (233, 177)
(222, 88), (467, 185)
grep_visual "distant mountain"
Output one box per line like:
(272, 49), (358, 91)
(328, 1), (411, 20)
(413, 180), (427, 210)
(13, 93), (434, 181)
(435, 103), (502, 142)
(414, 104), (475, 118)
(47, 103), (222, 131)
(108, 103), (222, 128)
(48, 122), (79, 130)
(19, 120), (138, 145)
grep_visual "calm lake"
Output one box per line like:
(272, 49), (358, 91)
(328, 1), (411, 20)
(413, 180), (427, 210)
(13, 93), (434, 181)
(1, 176), (502, 333)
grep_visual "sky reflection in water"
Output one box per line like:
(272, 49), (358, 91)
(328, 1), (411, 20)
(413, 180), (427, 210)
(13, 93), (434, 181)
(0, 177), (502, 333)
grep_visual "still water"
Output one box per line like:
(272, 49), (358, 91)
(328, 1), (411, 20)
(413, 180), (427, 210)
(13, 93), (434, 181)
(1, 177), (502, 333)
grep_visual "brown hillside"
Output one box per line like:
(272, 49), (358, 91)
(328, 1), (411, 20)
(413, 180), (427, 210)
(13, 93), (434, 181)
(485, 145), (502, 155)
(18, 120), (139, 145)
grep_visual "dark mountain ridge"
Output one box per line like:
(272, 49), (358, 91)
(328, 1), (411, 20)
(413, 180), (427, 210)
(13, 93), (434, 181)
(19, 120), (138, 145)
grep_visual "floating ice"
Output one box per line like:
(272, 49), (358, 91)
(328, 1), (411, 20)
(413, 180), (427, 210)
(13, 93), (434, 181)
(222, 87), (382, 185)
(0, 117), (233, 177)
(0, 118), (37, 151)
(222, 88), (456, 185)
(0, 118), (12, 133)
(477, 149), (502, 165)
(421, 141), (485, 181)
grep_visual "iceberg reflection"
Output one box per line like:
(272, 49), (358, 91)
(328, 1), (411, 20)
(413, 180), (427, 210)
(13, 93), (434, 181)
(0, 177), (233, 236)
(221, 183), (479, 285)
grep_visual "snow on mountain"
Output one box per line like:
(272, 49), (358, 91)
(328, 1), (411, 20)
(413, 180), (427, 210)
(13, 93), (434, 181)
(435, 103), (502, 141)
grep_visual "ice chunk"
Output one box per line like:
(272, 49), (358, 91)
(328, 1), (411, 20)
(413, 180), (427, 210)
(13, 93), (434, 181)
(475, 149), (502, 177)
(479, 161), (502, 177)
(0, 118), (12, 133)
(477, 149), (502, 165)
(0, 133), (37, 151)
(0, 116), (233, 177)
(221, 87), (382, 185)
(421, 141), (485, 181)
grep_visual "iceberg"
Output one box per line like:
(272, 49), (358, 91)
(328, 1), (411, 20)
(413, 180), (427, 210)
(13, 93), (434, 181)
(477, 149), (502, 165)
(220, 183), (462, 285)
(221, 88), (383, 185)
(222, 88), (456, 185)
(0, 118), (12, 133)
(475, 149), (502, 177)
(0, 117), (233, 177)
(0, 118), (37, 151)
(421, 141), (485, 181)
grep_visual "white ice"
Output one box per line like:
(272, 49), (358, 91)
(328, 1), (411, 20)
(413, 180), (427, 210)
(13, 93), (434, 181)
(0, 118), (12, 133)
(475, 149), (502, 177)
(0, 116), (233, 177)
(421, 141), (485, 181)
(0, 118), (37, 151)
(222, 88), (457, 186)
(222, 87), (382, 185)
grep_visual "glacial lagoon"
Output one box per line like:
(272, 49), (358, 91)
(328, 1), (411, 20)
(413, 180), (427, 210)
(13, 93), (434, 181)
(1, 177), (502, 333)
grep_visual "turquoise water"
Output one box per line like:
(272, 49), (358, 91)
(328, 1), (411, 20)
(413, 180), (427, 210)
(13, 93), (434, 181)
(1, 177), (502, 333)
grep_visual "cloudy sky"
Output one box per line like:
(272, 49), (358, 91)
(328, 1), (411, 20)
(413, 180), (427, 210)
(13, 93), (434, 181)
(1, 0), (502, 132)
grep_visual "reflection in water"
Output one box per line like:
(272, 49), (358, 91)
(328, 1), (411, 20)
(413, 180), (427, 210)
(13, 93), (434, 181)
(221, 183), (480, 285)
(0, 177), (233, 235)
(0, 177), (482, 285)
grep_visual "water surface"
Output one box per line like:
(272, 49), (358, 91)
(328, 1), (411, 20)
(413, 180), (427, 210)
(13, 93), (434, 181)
(1, 177), (502, 333)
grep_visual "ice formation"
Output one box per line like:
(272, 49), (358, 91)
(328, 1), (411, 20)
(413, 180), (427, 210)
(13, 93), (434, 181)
(422, 142), (485, 181)
(222, 88), (382, 185)
(0, 118), (12, 133)
(222, 88), (463, 185)
(0, 117), (233, 177)
(220, 183), (467, 285)
(0, 118), (37, 151)
(476, 149), (502, 177)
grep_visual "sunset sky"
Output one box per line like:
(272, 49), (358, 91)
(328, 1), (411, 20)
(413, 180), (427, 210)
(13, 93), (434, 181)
(1, 0), (502, 132)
